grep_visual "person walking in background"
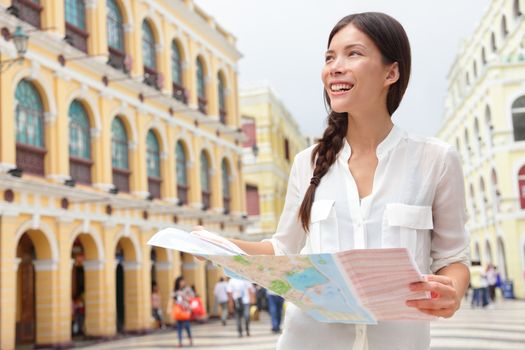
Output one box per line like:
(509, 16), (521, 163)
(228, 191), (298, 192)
(470, 261), (485, 308)
(173, 276), (194, 347)
(151, 282), (163, 329)
(227, 277), (254, 337)
(214, 277), (229, 326)
(267, 290), (284, 334)
(486, 264), (498, 302)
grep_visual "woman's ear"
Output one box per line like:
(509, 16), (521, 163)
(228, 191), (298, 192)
(384, 62), (400, 87)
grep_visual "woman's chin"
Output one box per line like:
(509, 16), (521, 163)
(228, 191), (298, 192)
(330, 104), (351, 114)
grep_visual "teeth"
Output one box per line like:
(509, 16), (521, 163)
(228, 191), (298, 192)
(330, 83), (353, 92)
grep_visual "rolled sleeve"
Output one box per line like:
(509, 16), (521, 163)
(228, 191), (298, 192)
(261, 155), (307, 255)
(430, 148), (470, 274)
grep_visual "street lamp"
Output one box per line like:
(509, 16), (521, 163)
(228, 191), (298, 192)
(0, 25), (29, 72)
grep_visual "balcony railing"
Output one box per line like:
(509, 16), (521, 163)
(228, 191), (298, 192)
(143, 66), (162, 90)
(201, 191), (211, 210)
(198, 97), (207, 115)
(177, 184), (189, 205)
(107, 47), (129, 73)
(223, 197), (230, 214)
(16, 143), (46, 176)
(69, 156), (92, 185)
(65, 22), (88, 53)
(148, 176), (162, 199)
(172, 82), (188, 104)
(11, 0), (42, 28)
(219, 108), (227, 124)
(112, 167), (130, 193)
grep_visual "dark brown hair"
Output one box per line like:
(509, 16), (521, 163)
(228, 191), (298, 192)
(298, 12), (412, 231)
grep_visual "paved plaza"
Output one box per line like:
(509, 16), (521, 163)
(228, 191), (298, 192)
(72, 299), (525, 350)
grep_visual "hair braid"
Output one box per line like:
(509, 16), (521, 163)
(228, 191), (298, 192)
(298, 111), (348, 232)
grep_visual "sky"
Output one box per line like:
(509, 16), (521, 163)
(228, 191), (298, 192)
(194, 0), (492, 138)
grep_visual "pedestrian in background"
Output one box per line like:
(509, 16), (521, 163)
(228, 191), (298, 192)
(267, 290), (284, 334)
(227, 278), (254, 337)
(151, 282), (163, 329)
(214, 277), (229, 326)
(486, 264), (498, 302)
(173, 276), (194, 347)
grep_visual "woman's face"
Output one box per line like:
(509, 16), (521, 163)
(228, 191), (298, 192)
(322, 23), (397, 114)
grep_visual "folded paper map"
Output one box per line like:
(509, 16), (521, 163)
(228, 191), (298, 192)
(147, 228), (435, 324)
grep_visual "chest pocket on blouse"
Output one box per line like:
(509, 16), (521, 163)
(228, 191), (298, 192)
(308, 199), (338, 253)
(382, 203), (433, 263)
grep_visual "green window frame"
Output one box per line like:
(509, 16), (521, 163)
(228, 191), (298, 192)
(146, 130), (161, 178)
(65, 0), (86, 29)
(171, 41), (183, 85)
(176, 141), (187, 186)
(107, 0), (124, 51)
(221, 158), (230, 199)
(68, 100), (91, 159)
(142, 20), (156, 69)
(196, 58), (205, 99)
(200, 151), (209, 192)
(111, 117), (129, 169)
(15, 80), (44, 148)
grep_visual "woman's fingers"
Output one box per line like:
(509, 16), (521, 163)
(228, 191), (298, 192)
(406, 274), (460, 318)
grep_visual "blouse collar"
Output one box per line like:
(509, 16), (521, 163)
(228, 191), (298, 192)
(340, 124), (404, 161)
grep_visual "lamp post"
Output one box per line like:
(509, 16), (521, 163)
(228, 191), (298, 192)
(0, 25), (29, 72)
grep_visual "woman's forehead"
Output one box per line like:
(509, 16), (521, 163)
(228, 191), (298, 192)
(328, 24), (371, 50)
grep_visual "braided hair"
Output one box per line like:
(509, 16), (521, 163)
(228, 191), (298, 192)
(298, 12), (411, 232)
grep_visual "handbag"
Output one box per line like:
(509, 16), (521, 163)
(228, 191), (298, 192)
(173, 303), (191, 321)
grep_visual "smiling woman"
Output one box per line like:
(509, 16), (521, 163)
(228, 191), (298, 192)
(225, 12), (470, 350)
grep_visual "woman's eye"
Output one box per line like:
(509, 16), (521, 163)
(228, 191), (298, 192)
(325, 56), (333, 62)
(349, 51), (361, 56)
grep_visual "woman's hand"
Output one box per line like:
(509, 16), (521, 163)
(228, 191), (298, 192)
(406, 274), (461, 318)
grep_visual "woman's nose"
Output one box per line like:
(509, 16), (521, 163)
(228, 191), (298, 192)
(329, 58), (346, 76)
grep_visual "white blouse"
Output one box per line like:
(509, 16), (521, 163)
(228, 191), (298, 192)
(265, 125), (470, 350)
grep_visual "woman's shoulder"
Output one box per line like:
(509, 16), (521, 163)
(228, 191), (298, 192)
(402, 133), (458, 160)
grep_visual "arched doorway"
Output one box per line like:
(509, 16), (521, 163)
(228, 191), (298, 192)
(71, 239), (85, 338)
(16, 234), (36, 345)
(114, 235), (140, 333)
(115, 243), (125, 333)
(473, 241), (481, 262)
(150, 247), (171, 328)
(497, 237), (508, 279)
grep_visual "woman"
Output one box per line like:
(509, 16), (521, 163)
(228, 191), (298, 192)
(211, 12), (469, 349)
(173, 276), (194, 347)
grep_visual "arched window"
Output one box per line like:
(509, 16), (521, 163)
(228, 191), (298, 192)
(469, 183), (477, 218)
(15, 79), (46, 175)
(196, 57), (207, 114)
(171, 41), (187, 104)
(474, 117), (481, 150)
(142, 21), (156, 69)
(68, 100), (92, 184)
(473, 60), (478, 78)
(485, 105), (493, 146)
(501, 15), (508, 38)
(200, 151), (211, 210)
(491, 32), (497, 52)
(221, 158), (231, 214)
(11, 0), (43, 28)
(142, 20), (160, 89)
(107, 0), (127, 72)
(176, 141), (188, 205)
(218, 72), (227, 124)
(111, 117), (130, 192)
(514, 0), (523, 18)
(65, 0), (88, 52)
(512, 95), (525, 141)
(146, 130), (161, 199)
(491, 168), (500, 209)
(464, 128), (471, 160)
(465, 72), (470, 87)
(481, 47), (487, 65)
(479, 177), (487, 222)
(518, 165), (525, 209)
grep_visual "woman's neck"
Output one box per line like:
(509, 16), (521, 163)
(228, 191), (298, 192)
(345, 109), (393, 155)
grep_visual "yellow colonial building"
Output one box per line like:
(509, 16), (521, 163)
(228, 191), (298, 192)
(240, 84), (308, 238)
(0, 0), (248, 348)
(438, 0), (525, 298)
